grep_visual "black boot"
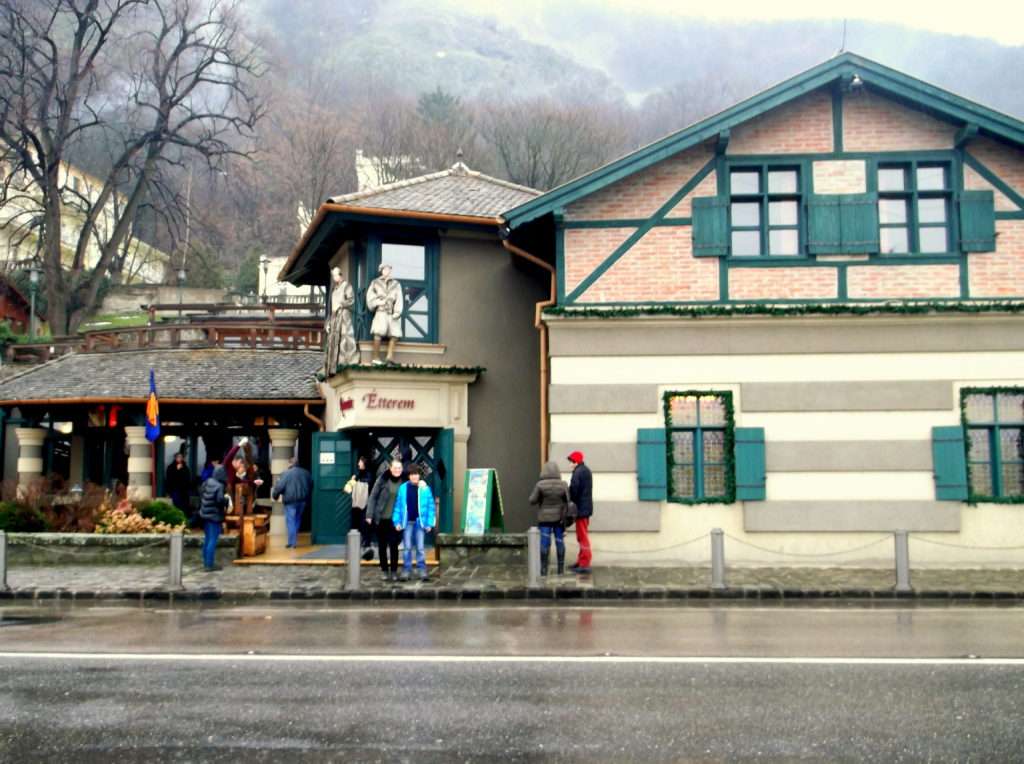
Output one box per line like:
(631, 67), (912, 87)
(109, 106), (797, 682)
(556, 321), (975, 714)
(556, 548), (565, 576)
(540, 549), (549, 577)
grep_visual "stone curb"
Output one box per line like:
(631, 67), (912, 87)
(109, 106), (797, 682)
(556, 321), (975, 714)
(2, 587), (1023, 603)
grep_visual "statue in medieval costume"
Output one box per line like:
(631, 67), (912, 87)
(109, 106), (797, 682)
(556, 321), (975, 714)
(324, 266), (359, 375)
(366, 263), (403, 366)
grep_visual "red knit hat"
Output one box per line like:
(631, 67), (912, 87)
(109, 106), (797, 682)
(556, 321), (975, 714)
(567, 450), (585, 464)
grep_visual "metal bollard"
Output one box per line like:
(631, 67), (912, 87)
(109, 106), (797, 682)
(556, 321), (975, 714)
(346, 529), (361, 590)
(0, 531), (7, 591)
(168, 531), (183, 589)
(710, 528), (726, 590)
(527, 526), (541, 588)
(894, 531), (912, 592)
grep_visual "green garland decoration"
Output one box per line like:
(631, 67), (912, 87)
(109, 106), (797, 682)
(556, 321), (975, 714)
(326, 363), (486, 378)
(545, 300), (1024, 321)
(959, 386), (1024, 505)
(663, 390), (736, 506)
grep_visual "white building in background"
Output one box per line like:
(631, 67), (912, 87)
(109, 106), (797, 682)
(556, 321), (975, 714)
(0, 160), (168, 283)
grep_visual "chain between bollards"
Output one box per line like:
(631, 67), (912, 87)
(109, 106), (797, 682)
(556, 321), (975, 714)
(710, 528), (726, 590)
(527, 526), (541, 588)
(346, 529), (361, 590)
(894, 530), (912, 592)
(168, 531), (183, 590)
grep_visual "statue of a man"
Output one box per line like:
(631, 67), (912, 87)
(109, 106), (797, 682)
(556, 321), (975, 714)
(324, 266), (359, 375)
(366, 263), (403, 366)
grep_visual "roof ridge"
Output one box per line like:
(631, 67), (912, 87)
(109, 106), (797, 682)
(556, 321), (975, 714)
(0, 351), (73, 386)
(328, 161), (540, 206)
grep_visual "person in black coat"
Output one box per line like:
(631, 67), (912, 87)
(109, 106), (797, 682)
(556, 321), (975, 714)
(198, 463), (229, 571)
(164, 452), (192, 516)
(568, 451), (593, 573)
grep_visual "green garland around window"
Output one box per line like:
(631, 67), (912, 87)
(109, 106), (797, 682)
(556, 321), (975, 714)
(959, 386), (1024, 505)
(317, 364), (486, 382)
(662, 389), (736, 505)
(546, 300), (1024, 321)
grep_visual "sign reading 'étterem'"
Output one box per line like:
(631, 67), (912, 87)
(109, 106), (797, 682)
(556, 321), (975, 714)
(361, 390), (416, 410)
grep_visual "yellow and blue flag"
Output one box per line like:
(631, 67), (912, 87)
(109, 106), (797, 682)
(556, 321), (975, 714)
(145, 369), (160, 442)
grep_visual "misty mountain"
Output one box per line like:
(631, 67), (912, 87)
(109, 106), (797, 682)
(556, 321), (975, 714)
(248, 1), (1024, 125)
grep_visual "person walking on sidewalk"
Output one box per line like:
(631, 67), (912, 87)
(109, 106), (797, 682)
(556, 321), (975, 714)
(271, 456), (313, 549)
(568, 451), (593, 573)
(529, 460), (569, 576)
(392, 463), (436, 582)
(368, 459), (404, 581)
(198, 463), (229, 571)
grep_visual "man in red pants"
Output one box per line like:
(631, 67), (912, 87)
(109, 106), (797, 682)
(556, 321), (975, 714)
(567, 451), (593, 573)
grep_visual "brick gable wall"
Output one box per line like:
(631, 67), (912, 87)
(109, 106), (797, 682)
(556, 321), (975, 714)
(560, 85), (1024, 305)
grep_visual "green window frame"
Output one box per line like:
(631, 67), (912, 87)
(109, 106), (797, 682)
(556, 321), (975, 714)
(362, 234), (440, 344)
(664, 391), (735, 503)
(962, 388), (1024, 501)
(727, 164), (804, 258)
(875, 160), (954, 255)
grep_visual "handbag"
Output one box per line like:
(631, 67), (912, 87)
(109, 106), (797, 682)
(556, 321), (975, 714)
(562, 486), (578, 528)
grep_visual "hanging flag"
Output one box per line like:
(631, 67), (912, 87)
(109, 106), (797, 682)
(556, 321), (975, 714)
(145, 368), (160, 442)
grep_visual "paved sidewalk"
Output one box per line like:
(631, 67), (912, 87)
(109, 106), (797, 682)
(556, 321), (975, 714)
(3, 562), (1024, 602)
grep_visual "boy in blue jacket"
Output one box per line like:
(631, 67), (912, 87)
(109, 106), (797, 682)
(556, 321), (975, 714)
(391, 463), (435, 582)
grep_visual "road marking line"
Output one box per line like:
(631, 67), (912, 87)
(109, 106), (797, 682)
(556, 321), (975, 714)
(0, 652), (1022, 665)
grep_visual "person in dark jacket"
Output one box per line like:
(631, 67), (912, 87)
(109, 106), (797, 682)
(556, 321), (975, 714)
(367, 459), (404, 581)
(198, 463), (229, 571)
(271, 457), (313, 549)
(568, 450), (594, 573)
(345, 456), (374, 559)
(529, 460), (570, 576)
(164, 452), (192, 517)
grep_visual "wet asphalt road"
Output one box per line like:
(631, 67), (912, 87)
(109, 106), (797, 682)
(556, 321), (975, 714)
(0, 602), (1022, 762)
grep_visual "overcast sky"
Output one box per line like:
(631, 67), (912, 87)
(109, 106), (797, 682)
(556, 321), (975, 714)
(452, 0), (1024, 47)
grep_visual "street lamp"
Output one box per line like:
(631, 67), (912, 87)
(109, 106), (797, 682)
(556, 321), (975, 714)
(259, 255), (271, 302)
(28, 263), (42, 339)
(176, 265), (187, 320)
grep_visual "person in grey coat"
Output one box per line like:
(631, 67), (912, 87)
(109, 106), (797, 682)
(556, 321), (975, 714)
(528, 460), (570, 576)
(198, 464), (229, 571)
(271, 457), (313, 549)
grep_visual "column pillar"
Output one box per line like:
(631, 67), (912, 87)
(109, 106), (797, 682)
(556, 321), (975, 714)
(124, 426), (153, 501)
(268, 428), (299, 548)
(15, 427), (46, 493)
(453, 428), (470, 532)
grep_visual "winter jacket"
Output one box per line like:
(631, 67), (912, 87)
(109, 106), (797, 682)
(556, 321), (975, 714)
(392, 481), (436, 530)
(198, 466), (229, 522)
(529, 461), (569, 524)
(272, 465), (313, 505)
(368, 474), (403, 524)
(570, 462), (594, 519)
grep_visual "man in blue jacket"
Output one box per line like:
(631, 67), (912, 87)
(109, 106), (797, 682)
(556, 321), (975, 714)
(271, 457), (313, 549)
(391, 463), (435, 582)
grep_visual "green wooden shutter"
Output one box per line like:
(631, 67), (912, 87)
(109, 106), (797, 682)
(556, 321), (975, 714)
(734, 427), (766, 501)
(691, 197), (729, 257)
(932, 425), (968, 501)
(436, 428), (455, 534)
(839, 193), (879, 254)
(807, 195), (842, 254)
(958, 190), (996, 253)
(636, 428), (667, 501)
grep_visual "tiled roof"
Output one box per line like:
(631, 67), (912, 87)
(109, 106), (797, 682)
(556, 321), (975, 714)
(328, 162), (540, 219)
(0, 349), (323, 402)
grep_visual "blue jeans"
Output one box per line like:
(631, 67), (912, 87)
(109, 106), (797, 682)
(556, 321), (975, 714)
(539, 523), (565, 557)
(202, 519), (221, 568)
(402, 522), (426, 573)
(284, 502), (304, 548)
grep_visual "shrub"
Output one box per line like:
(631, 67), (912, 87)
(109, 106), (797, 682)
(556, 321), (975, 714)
(96, 499), (185, 534)
(0, 501), (51, 532)
(139, 500), (186, 528)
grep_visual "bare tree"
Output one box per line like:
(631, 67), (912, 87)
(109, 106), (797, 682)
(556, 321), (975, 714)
(479, 97), (632, 191)
(0, 0), (263, 334)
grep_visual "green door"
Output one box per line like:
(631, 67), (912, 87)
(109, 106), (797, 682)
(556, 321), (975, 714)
(312, 431), (354, 544)
(436, 428), (455, 533)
